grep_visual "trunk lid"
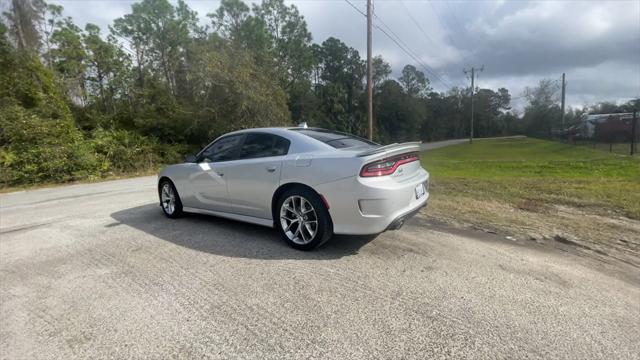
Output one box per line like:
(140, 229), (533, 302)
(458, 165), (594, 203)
(357, 142), (421, 159)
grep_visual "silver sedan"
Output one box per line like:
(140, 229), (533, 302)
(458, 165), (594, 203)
(158, 127), (430, 250)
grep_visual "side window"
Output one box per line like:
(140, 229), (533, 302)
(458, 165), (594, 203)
(199, 134), (243, 163)
(238, 133), (291, 160)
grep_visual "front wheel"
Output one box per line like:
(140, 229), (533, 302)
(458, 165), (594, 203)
(159, 180), (183, 218)
(276, 187), (333, 250)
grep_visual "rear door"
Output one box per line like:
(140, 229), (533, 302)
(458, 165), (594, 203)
(223, 133), (290, 219)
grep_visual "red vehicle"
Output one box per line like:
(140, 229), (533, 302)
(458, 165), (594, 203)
(593, 113), (635, 142)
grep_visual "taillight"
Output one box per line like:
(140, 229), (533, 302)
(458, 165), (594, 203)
(359, 152), (419, 177)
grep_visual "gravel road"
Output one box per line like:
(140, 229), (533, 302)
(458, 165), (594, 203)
(1, 176), (639, 359)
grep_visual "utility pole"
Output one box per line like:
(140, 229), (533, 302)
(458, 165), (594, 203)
(366, 0), (373, 141)
(632, 110), (637, 156)
(463, 66), (483, 143)
(561, 73), (566, 131)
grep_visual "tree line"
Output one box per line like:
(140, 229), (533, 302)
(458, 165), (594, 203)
(1, 0), (631, 186)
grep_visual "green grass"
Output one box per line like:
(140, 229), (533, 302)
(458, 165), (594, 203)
(421, 138), (640, 219)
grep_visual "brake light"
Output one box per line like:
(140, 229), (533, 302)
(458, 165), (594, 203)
(359, 152), (419, 177)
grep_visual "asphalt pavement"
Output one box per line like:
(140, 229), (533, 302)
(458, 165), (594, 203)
(1, 174), (638, 359)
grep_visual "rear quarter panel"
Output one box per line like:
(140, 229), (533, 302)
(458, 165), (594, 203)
(279, 152), (364, 187)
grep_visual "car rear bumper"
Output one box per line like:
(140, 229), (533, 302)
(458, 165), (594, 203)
(314, 169), (430, 235)
(385, 200), (428, 231)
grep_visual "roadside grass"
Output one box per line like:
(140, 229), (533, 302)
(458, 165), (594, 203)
(420, 137), (640, 265)
(421, 137), (640, 219)
(570, 140), (638, 157)
(0, 168), (161, 194)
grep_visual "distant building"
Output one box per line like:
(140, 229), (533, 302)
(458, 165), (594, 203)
(571, 113), (635, 140)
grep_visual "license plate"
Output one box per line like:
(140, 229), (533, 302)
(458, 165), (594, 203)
(415, 183), (426, 199)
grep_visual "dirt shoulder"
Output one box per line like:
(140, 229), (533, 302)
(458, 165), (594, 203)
(421, 193), (640, 271)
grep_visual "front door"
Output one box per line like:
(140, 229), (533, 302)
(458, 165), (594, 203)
(183, 134), (244, 212)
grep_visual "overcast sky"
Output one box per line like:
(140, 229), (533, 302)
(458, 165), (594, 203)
(51, 0), (640, 110)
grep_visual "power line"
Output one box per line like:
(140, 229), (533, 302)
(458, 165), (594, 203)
(343, 0), (366, 17)
(398, 0), (437, 48)
(442, 1), (471, 48)
(374, 23), (452, 90)
(343, 0), (454, 90)
(110, 33), (138, 58)
(427, 0), (472, 67)
(373, 11), (454, 89)
(398, 0), (463, 88)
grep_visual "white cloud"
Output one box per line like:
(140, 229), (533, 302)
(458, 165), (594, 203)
(470, 1), (637, 48)
(56, 0), (134, 32)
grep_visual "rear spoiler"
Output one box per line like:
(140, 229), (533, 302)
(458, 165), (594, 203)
(356, 141), (422, 157)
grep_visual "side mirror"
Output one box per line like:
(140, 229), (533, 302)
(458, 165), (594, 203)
(185, 154), (197, 163)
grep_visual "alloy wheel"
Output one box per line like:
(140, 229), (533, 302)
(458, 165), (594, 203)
(161, 183), (176, 215)
(280, 195), (318, 245)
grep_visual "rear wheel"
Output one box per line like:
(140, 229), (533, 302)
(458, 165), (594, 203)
(277, 187), (333, 250)
(159, 180), (183, 218)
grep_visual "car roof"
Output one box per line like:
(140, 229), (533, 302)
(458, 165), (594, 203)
(222, 127), (304, 138)
(225, 126), (305, 133)
(226, 126), (371, 139)
(225, 126), (344, 139)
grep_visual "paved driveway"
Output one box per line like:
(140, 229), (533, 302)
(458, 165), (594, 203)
(1, 175), (638, 359)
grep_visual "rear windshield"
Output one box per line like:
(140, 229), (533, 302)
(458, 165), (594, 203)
(291, 128), (379, 149)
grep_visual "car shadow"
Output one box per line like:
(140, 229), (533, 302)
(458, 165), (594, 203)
(109, 204), (378, 260)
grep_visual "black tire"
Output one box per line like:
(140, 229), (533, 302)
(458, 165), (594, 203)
(158, 179), (184, 218)
(276, 187), (333, 250)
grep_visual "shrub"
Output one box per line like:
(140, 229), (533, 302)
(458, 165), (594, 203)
(0, 105), (100, 185)
(90, 128), (188, 175)
(0, 24), (189, 188)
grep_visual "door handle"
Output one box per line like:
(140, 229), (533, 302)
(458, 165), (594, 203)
(266, 166), (277, 173)
(216, 172), (224, 177)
